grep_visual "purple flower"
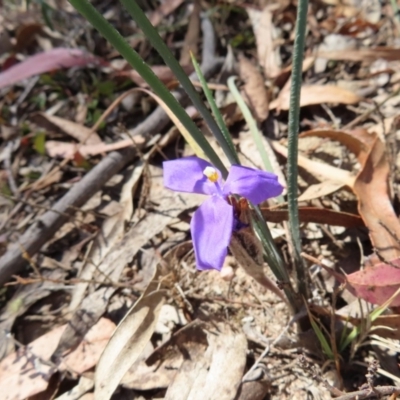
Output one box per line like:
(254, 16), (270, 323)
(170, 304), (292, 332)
(163, 156), (283, 271)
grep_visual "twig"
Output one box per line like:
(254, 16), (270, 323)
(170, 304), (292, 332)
(334, 386), (400, 400)
(3, 141), (19, 197)
(0, 16), (221, 285)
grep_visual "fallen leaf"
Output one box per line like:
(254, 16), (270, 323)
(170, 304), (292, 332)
(94, 270), (165, 400)
(0, 48), (98, 89)
(0, 318), (115, 400)
(271, 141), (355, 186)
(32, 113), (102, 145)
(180, 0), (200, 66)
(352, 137), (400, 260)
(299, 129), (373, 165)
(270, 85), (362, 110)
(45, 137), (145, 158)
(247, 7), (281, 78)
(15, 23), (42, 52)
(298, 181), (345, 202)
(163, 321), (247, 400)
(261, 206), (363, 228)
(346, 259), (400, 306)
(318, 47), (400, 62)
(149, 0), (185, 26)
(116, 65), (193, 87)
(238, 54), (269, 122)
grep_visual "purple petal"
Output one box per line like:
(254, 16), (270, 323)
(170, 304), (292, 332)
(223, 165), (284, 204)
(190, 196), (233, 271)
(163, 156), (223, 195)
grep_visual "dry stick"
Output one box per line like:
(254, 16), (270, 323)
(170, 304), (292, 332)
(0, 17), (220, 285)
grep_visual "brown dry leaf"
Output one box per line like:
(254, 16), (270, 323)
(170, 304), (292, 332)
(54, 166), (203, 363)
(180, 0), (200, 66)
(271, 141), (355, 186)
(117, 65), (193, 87)
(318, 47), (400, 62)
(15, 23), (42, 52)
(164, 321), (247, 400)
(238, 54), (269, 122)
(298, 181), (345, 202)
(46, 86), (203, 159)
(372, 315), (400, 340)
(69, 161), (144, 311)
(261, 206), (363, 228)
(0, 318), (115, 400)
(149, 0), (185, 26)
(270, 85), (362, 110)
(45, 137), (145, 158)
(33, 113), (102, 145)
(352, 137), (400, 260)
(247, 7), (281, 78)
(299, 129), (372, 165)
(94, 269), (165, 400)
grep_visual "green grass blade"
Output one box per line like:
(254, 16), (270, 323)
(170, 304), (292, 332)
(119, 0), (238, 166)
(190, 53), (239, 164)
(286, 0), (309, 297)
(227, 77), (272, 172)
(227, 76), (284, 204)
(68, 0), (227, 176)
(306, 306), (334, 359)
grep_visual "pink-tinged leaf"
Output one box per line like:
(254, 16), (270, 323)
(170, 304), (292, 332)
(0, 48), (98, 89)
(346, 258), (400, 306)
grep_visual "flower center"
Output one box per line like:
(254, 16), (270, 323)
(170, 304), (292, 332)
(203, 166), (219, 183)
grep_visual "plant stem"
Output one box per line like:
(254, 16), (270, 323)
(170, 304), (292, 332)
(287, 0), (310, 298)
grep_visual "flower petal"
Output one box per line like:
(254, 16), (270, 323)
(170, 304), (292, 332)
(190, 196), (233, 271)
(223, 165), (283, 204)
(163, 156), (223, 195)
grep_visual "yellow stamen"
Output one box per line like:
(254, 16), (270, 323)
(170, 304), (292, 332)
(203, 166), (219, 183)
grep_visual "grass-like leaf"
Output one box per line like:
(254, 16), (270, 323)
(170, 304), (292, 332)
(69, 0), (227, 176)
(227, 76), (284, 204)
(190, 53), (239, 164)
(286, 0), (310, 297)
(306, 304), (334, 359)
(119, 0), (239, 167)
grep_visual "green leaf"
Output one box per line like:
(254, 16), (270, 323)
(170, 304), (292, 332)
(119, 0), (239, 166)
(69, 0), (227, 176)
(33, 131), (46, 155)
(190, 53), (238, 163)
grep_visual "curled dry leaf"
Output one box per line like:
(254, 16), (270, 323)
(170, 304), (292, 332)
(352, 136), (400, 261)
(270, 85), (362, 110)
(238, 54), (269, 122)
(0, 48), (98, 89)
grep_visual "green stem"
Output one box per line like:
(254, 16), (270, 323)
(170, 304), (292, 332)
(68, 0), (227, 176)
(287, 0), (310, 298)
